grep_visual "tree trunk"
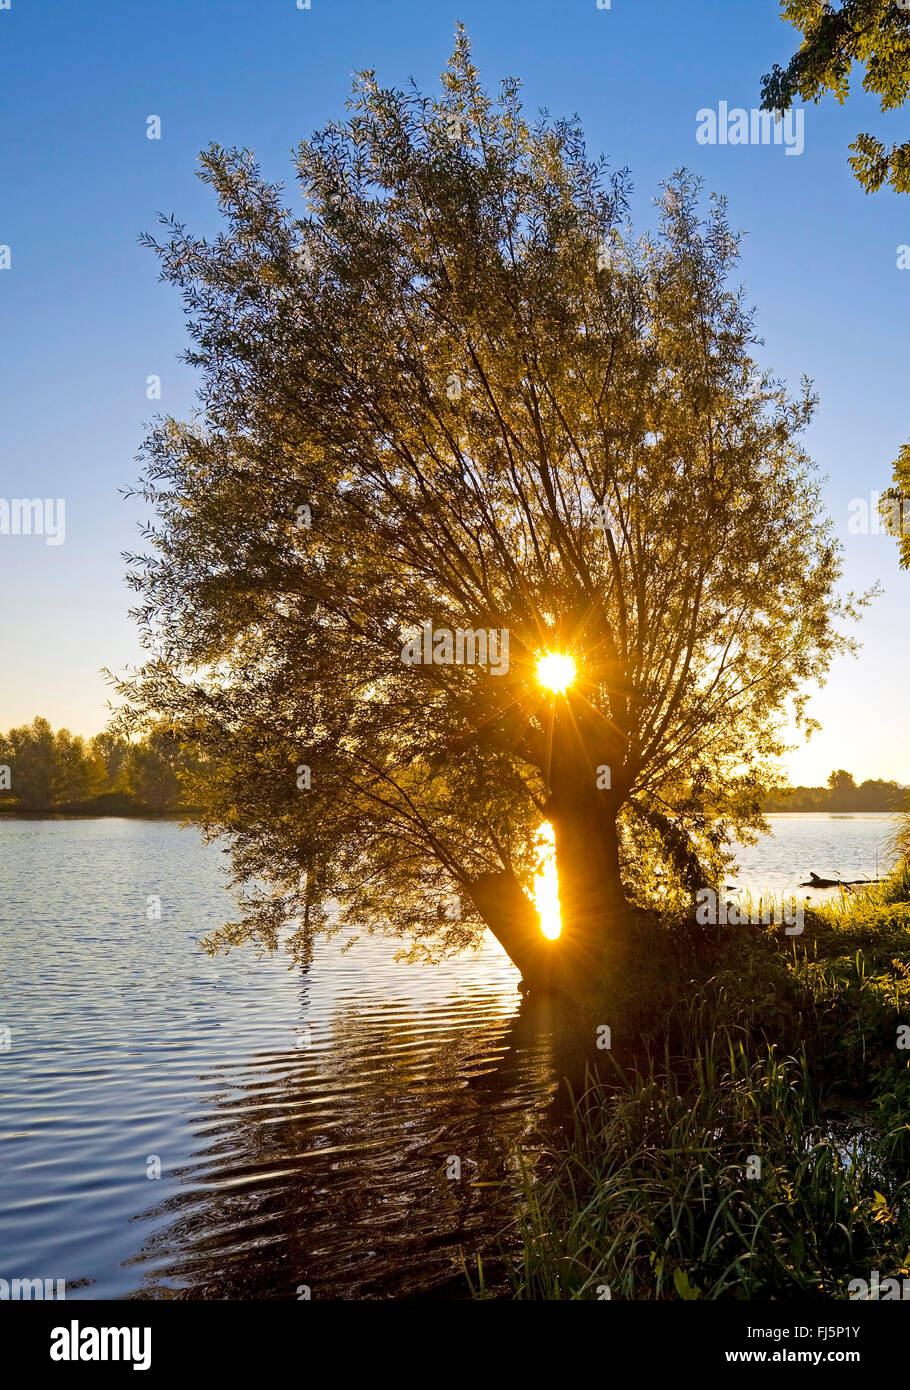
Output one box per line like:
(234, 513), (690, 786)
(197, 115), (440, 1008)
(467, 868), (573, 995)
(467, 797), (631, 998)
(468, 698), (634, 997)
(549, 788), (631, 984)
(544, 700), (633, 988)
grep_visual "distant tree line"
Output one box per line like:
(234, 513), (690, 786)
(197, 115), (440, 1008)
(0, 717), (201, 814)
(761, 770), (904, 814)
(0, 723), (902, 822)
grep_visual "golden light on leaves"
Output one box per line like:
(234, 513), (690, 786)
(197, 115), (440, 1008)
(535, 651), (576, 693)
(533, 821), (562, 939)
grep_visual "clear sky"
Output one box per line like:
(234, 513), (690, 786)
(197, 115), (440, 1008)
(1, 0), (908, 785)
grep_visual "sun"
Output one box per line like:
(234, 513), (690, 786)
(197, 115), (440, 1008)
(536, 651), (576, 694)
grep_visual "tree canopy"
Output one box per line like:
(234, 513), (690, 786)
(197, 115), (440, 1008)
(762, 0), (910, 193)
(115, 31), (861, 990)
(0, 718), (103, 810)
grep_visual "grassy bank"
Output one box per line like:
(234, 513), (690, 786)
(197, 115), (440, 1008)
(485, 867), (910, 1299)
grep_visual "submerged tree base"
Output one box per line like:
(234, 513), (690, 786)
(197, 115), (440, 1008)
(468, 867), (637, 1000)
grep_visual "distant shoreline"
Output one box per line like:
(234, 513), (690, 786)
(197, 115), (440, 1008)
(0, 806), (900, 821)
(0, 805), (202, 820)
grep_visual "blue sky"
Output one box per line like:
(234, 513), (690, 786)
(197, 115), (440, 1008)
(1, 0), (908, 785)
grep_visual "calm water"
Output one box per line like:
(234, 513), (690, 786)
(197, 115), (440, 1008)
(0, 813), (900, 1299)
(730, 812), (899, 900)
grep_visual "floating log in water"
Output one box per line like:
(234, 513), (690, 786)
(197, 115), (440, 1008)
(798, 871), (882, 889)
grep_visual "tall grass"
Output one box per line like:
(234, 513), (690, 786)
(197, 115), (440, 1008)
(487, 862), (910, 1300)
(501, 1031), (910, 1299)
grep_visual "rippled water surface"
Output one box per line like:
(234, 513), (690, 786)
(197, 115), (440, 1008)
(0, 813), (902, 1298)
(0, 819), (568, 1299)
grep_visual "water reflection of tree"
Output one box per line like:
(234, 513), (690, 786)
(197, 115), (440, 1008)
(124, 981), (589, 1299)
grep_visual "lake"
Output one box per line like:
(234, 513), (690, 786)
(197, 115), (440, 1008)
(0, 812), (900, 1299)
(730, 812), (899, 899)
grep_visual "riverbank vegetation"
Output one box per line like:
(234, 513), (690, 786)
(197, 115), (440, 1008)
(485, 862), (910, 1299)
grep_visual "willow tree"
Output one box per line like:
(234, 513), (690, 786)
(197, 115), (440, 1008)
(118, 31), (856, 997)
